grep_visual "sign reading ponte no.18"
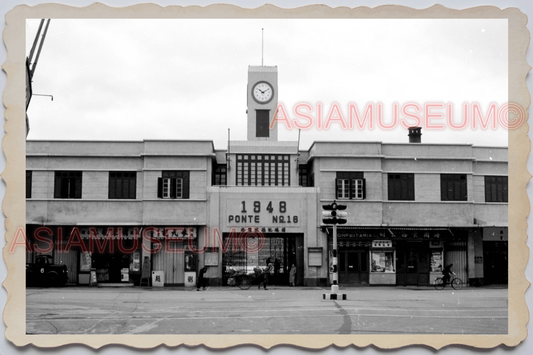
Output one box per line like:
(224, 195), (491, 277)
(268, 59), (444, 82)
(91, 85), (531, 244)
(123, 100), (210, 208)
(227, 199), (301, 227)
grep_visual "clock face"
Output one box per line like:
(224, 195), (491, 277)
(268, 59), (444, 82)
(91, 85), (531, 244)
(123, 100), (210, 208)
(252, 81), (274, 104)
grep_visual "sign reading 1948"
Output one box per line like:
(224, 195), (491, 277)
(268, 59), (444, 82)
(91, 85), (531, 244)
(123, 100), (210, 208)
(227, 200), (301, 226)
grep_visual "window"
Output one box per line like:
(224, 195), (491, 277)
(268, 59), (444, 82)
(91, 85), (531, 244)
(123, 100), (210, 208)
(26, 170), (32, 198)
(157, 171), (189, 199)
(441, 174), (467, 201)
(336, 172), (365, 199)
(299, 165), (308, 187)
(256, 110), (270, 137)
(236, 155), (289, 186)
(213, 165), (227, 186)
(387, 173), (414, 200)
(54, 171), (82, 199)
(371, 250), (395, 273)
(485, 176), (508, 202)
(109, 172), (136, 199)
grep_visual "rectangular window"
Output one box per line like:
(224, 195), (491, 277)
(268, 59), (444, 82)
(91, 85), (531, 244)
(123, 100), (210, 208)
(157, 171), (190, 199)
(256, 110), (270, 137)
(387, 173), (414, 200)
(236, 155), (290, 186)
(299, 165), (308, 187)
(26, 170), (32, 199)
(371, 250), (395, 273)
(54, 171), (82, 199)
(441, 174), (467, 201)
(213, 165), (227, 186)
(336, 172), (365, 199)
(109, 172), (136, 199)
(485, 176), (508, 202)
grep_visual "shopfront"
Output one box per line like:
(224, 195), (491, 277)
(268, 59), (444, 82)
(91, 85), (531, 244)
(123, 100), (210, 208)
(79, 226), (142, 285)
(147, 227), (198, 286)
(328, 227), (459, 286)
(222, 232), (304, 286)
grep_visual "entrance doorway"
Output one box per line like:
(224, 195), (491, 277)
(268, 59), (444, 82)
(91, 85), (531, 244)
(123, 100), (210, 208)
(483, 241), (508, 285)
(338, 250), (369, 285)
(396, 242), (430, 286)
(222, 233), (304, 286)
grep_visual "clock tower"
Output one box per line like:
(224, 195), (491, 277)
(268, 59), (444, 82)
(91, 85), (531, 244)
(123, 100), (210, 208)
(247, 66), (278, 141)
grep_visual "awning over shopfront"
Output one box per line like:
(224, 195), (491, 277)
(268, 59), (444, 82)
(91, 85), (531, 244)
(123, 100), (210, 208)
(323, 226), (455, 240)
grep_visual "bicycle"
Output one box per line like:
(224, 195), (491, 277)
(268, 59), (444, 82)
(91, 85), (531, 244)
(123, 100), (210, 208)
(236, 274), (252, 290)
(434, 272), (463, 290)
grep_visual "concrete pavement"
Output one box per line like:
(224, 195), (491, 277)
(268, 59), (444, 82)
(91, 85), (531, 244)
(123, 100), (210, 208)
(26, 286), (508, 335)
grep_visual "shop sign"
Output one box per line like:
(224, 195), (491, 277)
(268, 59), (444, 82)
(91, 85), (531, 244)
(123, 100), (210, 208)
(77, 226), (196, 240)
(372, 240), (392, 248)
(226, 199), (301, 227)
(337, 232), (384, 238)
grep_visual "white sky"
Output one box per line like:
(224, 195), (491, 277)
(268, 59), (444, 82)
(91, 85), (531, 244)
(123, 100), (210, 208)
(26, 19), (508, 150)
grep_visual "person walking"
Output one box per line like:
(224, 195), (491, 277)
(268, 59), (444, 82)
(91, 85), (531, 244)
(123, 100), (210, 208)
(196, 265), (209, 291)
(259, 263), (273, 290)
(289, 264), (297, 286)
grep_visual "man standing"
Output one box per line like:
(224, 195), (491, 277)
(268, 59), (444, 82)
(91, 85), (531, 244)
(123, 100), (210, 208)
(196, 265), (209, 291)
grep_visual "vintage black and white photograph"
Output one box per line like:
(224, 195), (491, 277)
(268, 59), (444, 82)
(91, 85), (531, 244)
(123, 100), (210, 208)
(2, 2), (528, 351)
(21, 15), (512, 338)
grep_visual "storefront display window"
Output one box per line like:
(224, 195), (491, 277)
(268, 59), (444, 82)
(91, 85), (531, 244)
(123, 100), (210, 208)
(80, 252), (92, 272)
(430, 251), (443, 272)
(371, 250), (395, 273)
(130, 251), (140, 272)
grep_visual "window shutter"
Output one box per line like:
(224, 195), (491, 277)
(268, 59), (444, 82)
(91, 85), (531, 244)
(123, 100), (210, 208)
(130, 174), (136, 199)
(407, 174), (415, 200)
(362, 178), (366, 199)
(182, 172), (190, 199)
(157, 177), (163, 198)
(26, 171), (32, 199)
(440, 177), (446, 201)
(109, 175), (115, 199)
(53, 173), (61, 198)
(170, 177), (177, 198)
(335, 178), (340, 199)
(74, 175), (82, 198)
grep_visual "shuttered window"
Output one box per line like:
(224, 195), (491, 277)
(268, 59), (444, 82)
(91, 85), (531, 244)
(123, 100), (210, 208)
(157, 171), (190, 199)
(388, 173), (414, 201)
(109, 172), (136, 199)
(54, 171), (82, 199)
(26, 170), (32, 199)
(441, 174), (467, 201)
(485, 176), (508, 202)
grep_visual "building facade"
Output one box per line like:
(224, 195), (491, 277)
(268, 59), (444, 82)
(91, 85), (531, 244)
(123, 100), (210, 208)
(26, 65), (508, 287)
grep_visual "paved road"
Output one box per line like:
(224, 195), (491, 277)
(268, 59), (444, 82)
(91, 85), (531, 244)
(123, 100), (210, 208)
(26, 286), (508, 335)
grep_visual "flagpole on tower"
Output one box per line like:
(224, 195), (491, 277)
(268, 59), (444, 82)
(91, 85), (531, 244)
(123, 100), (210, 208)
(261, 28), (264, 66)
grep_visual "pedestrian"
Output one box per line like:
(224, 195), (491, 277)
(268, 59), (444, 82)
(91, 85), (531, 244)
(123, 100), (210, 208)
(196, 265), (209, 291)
(259, 263), (273, 290)
(289, 264), (297, 286)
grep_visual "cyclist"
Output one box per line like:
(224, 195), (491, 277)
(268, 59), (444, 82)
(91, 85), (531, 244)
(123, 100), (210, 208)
(442, 263), (454, 285)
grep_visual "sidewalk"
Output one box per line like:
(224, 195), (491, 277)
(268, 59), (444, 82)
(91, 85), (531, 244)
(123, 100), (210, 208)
(45, 283), (509, 291)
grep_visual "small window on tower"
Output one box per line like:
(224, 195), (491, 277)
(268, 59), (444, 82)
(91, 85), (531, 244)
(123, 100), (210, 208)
(256, 110), (270, 137)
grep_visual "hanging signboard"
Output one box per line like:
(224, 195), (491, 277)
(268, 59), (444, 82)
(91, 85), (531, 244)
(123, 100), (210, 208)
(372, 240), (392, 248)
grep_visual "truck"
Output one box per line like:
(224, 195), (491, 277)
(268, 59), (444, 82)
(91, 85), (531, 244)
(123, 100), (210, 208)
(26, 255), (69, 287)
